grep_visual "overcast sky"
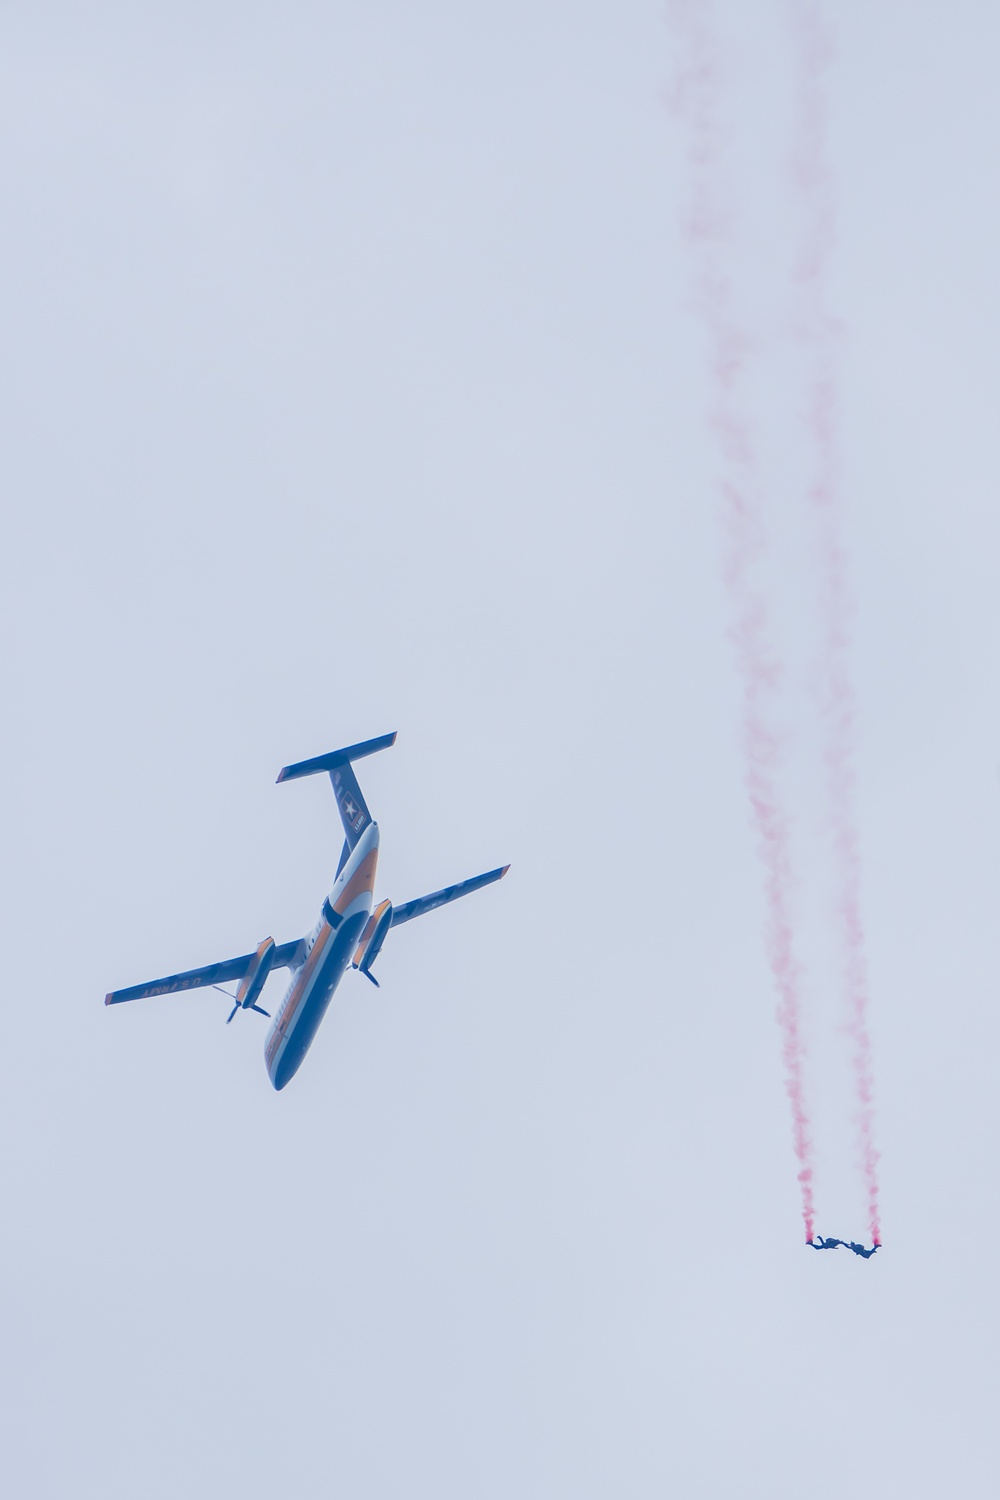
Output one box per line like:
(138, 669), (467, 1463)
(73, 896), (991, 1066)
(2, 3), (999, 1495)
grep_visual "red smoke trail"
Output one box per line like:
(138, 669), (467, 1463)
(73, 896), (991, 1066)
(667, 0), (815, 1240)
(788, 3), (881, 1244)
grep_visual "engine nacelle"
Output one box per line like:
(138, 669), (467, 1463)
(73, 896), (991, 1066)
(236, 937), (276, 1011)
(352, 899), (393, 980)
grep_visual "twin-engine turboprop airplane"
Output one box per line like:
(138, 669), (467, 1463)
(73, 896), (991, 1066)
(105, 734), (509, 1090)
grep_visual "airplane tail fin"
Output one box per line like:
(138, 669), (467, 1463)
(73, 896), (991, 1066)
(277, 732), (397, 851)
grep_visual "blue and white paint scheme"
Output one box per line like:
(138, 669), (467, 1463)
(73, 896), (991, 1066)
(105, 734), (509, 1090)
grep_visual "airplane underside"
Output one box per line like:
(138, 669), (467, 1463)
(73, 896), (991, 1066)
(104, 732), (508, 1092)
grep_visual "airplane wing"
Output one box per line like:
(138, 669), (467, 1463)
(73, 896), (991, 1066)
(352, 865), (509, 983)
(390, 866), (509, 928)
(104, 939), (303, 1005)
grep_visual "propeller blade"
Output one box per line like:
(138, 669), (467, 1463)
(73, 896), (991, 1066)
(249, 1003), (270, 1018)
(226, 1004), (239, 1024)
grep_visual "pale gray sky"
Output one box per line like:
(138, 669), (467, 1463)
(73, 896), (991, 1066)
(2, 3), (999, 1495)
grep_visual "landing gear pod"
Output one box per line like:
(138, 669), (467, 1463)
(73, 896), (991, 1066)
(235, 937), (276, 1012)
(353, 900), (393, 986)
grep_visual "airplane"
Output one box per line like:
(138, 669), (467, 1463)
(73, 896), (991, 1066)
(105, 733), (509, 1090)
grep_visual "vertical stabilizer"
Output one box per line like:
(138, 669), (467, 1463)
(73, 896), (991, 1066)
(276, 733), (397, 851)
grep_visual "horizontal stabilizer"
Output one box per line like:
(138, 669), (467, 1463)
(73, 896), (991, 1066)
(390, 865), (509, 929)
(277, 732), (397, 852)
(105, 938), (303, 1005)
(275, 733), (397, 784)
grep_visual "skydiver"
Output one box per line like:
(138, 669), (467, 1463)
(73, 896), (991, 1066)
(846, 1241), (879, 1259)
(809, 1236), (845, 1250)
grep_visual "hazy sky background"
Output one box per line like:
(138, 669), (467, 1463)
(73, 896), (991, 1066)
(2, 3), (999, 1495)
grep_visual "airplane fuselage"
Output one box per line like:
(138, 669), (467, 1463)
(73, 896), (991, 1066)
(264, 821), (380, 1090)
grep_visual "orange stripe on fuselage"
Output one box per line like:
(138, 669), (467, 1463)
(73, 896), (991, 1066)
(334, 850), (378, 916)
(269, 921), (334, 1057)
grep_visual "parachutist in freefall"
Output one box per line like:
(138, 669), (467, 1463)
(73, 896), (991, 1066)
(808, 1236), (880, 1257)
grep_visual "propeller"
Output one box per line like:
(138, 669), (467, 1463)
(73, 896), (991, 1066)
(214, 985), (270, 1025)
(225, 999), (270, 1023)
